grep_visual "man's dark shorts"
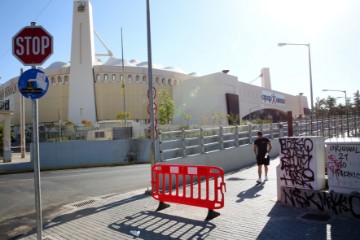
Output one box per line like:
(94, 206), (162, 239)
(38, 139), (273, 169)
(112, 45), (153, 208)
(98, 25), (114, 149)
(257, 155), (270, 165)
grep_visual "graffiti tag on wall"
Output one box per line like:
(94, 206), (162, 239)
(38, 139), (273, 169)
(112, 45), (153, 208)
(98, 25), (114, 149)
(282, 187), (360, 218)
(279, 138), (314, 189)
(326, 144), (360, 191)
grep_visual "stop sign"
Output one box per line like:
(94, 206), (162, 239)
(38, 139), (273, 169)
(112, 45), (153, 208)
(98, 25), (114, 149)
(12, 25), (53, 66)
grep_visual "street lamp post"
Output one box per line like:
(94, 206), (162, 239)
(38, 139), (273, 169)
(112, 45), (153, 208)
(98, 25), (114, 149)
(278, 43), (314, 135)
(323, 89), (349, 137)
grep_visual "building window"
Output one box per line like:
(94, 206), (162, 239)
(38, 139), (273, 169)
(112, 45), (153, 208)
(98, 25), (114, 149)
(95, 131), (105, 138)
(96, 74), (101, 82)
(168, 79), (171, 86)
(64, 75), (69, 83)
(51, 77), (56, 84)
(173, 79), (177, 86)
(143, 75), (147, 83)
(155, 77), (159, 84)
(161, 78), (165, 85)
(128, 75), (132, 82)
(58, 76), (62, 84)
(112, 74), (117, 81)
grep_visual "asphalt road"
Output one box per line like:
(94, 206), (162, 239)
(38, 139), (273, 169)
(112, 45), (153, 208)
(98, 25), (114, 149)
(0, 164), (151, 239)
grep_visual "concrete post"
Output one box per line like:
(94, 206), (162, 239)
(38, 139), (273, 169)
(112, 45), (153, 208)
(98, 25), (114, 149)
(3, 114), (12, 162)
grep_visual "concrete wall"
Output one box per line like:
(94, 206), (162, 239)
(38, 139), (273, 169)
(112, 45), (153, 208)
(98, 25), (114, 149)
(281, 187), (360, 219)
(325, 138), (360, 194)
(0, 138), (279, 174)
(277, 137), (326, 193)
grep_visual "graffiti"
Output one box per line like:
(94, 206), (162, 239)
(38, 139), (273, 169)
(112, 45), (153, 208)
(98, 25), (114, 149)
(329, 145), (360, 154)
(279, 138), (314, 189)
(327, 153), (346, 175)
(282, 187), (360, 218)
(327, 144), (360, 191)
(337, 170), (360, 179)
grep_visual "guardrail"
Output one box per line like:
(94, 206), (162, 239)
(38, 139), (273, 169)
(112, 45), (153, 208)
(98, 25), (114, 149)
(159, 115), (360, 162)
(159, 123), (283, 161)
(151, 164), (226, 220)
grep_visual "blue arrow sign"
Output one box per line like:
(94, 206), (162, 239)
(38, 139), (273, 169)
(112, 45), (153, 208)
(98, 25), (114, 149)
(18, 68), (49, 99)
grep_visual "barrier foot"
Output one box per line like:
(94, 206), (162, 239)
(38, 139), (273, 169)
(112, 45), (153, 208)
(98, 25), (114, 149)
(205, 210), (220, 221)
(156, 201), (170, 211)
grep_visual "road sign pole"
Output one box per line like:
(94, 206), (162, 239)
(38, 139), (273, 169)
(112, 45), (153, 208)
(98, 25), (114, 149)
(14, 21), (52, 240)
(32, 97), (43, 240)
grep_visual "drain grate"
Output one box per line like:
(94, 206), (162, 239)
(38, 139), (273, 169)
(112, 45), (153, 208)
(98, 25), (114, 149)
(100, 193), (119, 200)
(72, 199), (96, 208)
(300, 213), (331, 222)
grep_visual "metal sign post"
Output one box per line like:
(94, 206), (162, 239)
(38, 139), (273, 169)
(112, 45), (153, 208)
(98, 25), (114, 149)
(18, 67), (49, 240)
(32, 97), (42, 239)
(14, 22), (52, 240)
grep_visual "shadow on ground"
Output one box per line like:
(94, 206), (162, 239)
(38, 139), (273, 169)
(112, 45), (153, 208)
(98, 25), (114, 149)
(236, 182), (265, 202)
(109, 210), (216, 239)
(257, 202), (360, 240)
(19, 193), (148, 239)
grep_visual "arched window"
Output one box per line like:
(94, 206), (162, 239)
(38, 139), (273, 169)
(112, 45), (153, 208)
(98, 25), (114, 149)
(58, 76), (62, 84)
(135, 75), (140, 82)
(173, 79), (177, 86)
(168, 79), (171, 86)
(112, 74), (117, 81)
(64, 75), (69, 83)
(161, 78), (165, 85)
(104, 74), (108, 81)
(143, 75), (147, 83)
(51, 77), (56, 84)
(128, 75), (132, 82)
(96, 74), (101, 82)
(155, 77), (160, 84)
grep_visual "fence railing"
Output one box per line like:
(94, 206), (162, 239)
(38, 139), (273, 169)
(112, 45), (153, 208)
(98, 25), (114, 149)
(159, 123), (284, 162)
(159, 115), (360, 162)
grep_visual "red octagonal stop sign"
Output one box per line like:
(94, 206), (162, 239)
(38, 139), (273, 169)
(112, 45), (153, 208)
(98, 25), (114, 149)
(12, 25), (53, 66)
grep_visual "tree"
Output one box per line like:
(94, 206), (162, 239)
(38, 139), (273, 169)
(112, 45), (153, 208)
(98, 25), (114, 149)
(81, 119), (93, 127)
(116, 112), (131, 120)
(182, 113), (192, 126)
(325, 96), (337, 115)
(211, 112), (226, 125)
(116, 112), (131, 126)
(159, 89), (176, 124)
(354, 90), (360, 114)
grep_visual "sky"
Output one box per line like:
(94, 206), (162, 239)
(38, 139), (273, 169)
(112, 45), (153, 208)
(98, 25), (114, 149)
(1, 0), (360, 106)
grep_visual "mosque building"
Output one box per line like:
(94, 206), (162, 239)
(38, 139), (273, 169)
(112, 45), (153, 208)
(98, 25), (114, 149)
(2, 0), (309, 136)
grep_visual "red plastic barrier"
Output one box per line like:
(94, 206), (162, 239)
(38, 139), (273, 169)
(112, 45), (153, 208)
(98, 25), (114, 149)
(151, 164), (226, 220)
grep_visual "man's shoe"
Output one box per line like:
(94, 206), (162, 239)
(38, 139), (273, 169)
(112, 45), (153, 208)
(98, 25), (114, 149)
(265, 176), (268, 181)
(256, 178), (261, 184)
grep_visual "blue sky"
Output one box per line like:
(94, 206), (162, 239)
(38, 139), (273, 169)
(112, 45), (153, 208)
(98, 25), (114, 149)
(1, 0), (360, 105)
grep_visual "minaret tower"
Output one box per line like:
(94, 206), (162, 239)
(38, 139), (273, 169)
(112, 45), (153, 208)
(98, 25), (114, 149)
(68, 0), (97, 124)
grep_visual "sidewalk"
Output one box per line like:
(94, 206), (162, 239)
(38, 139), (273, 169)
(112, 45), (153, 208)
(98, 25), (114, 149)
(20, 157), (360, 240)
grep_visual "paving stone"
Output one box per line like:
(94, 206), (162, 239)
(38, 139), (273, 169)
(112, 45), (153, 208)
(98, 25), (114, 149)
(20, 158), (360, 240)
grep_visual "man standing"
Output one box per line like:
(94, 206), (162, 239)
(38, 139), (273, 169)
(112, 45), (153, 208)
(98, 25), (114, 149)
(254, 131), (272, 183)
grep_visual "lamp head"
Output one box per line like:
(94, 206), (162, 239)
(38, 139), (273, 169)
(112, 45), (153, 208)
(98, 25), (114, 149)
(278, 43), (287, 47)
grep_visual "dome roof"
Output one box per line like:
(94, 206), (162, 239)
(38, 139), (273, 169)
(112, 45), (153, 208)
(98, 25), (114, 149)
(189, 72), (199, 77)
(103, 57), (135, 66)
(164, 66), (186, 74)
(46, 61), (70, 69)
(136, 62), (165, 70)
(129, 59), (139, 65)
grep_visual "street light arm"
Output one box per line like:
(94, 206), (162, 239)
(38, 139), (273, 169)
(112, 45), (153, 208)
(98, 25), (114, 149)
(277, 41), (313, 134)
(278, 43), (309, 47)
